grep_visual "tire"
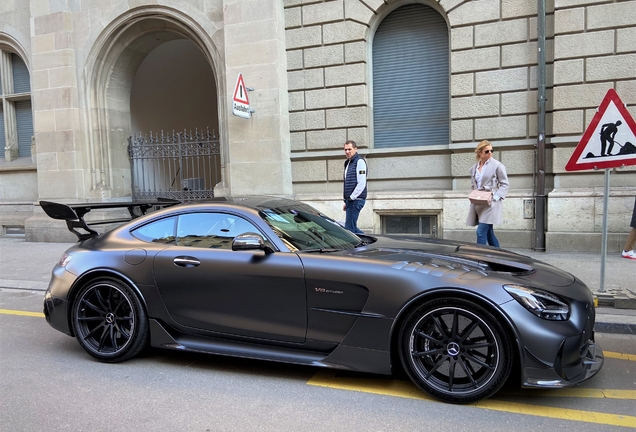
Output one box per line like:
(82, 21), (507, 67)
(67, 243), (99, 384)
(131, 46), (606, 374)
(72, 277), (148, 362)
(398, 298), (512, 404)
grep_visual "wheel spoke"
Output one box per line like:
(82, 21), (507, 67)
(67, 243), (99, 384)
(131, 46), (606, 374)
(414, 329), (443, 345)
(463, 352), (494, 369)
(110, 326), (119, 352)
(97, 325), (110, 352)
(425, 355), (449, 379)
(432, 316), (449, 339)
(457, 356), (479, 388)
(83, 322), (105, 341)
(82, 298), (105, 315)
(450, 311), (459, 339)
(95, 288), (110, 312)
(466, 341), (495, 350)
(114, 322), (131, 340)
(458, 321), (480, 343)
(448, 359), (457, 391)
(77, 316), (104, 322)
(412, 347), (445, 357)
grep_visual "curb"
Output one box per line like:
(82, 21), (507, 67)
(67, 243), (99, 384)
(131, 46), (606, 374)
(594, 321), (636, 335)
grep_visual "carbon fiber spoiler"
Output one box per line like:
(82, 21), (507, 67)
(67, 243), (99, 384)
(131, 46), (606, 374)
(39, 198), (180, 241)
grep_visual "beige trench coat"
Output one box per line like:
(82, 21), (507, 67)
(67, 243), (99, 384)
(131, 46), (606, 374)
(466, 158), (509, 226)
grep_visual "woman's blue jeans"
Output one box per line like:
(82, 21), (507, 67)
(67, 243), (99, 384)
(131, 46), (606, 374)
(476, 223), (499, 247)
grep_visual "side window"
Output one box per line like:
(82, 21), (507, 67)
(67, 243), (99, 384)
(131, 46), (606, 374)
(176, 212), (271, 250)
(131, 217), (176, 243)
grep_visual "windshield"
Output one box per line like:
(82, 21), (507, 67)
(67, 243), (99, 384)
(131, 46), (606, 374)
(259, 205), (361, 252)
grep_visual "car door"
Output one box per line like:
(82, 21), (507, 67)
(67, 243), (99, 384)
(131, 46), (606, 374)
(153, 211), (307, 343)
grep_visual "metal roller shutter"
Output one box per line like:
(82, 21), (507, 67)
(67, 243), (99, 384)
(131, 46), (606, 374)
(16, 100), (33, 157)
(373, 4), (449, 148)
(11, 54), (30, 94)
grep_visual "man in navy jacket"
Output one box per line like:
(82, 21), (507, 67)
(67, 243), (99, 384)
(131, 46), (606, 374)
(343, 140), (367, 234)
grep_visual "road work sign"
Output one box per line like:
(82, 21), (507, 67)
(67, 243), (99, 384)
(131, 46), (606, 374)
(565, 89), (636, 171)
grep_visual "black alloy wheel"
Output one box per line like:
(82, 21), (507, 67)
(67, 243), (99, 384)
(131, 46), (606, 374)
(399, 298), (512, 403)
(72, 278), (148, 362)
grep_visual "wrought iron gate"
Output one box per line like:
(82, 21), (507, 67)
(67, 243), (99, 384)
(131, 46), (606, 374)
(128, 129), (221, 201)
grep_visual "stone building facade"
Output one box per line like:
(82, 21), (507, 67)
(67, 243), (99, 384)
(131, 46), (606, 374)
(0, 0), (634, 249)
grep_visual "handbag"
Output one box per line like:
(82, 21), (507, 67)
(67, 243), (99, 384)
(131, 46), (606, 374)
(468, 189), (493, 205)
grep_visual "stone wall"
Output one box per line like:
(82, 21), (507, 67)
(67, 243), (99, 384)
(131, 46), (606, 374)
(284, 0), (636, 250)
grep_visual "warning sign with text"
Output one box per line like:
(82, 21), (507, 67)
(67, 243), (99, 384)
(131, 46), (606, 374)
(232, 74), (251, 119)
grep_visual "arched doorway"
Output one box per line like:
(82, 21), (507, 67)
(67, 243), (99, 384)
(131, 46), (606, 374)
(129, 39), (220, 200)
(83, 12), (224, 201)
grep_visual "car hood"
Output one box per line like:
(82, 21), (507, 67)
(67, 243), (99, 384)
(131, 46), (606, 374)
(348, 235), (576, 288)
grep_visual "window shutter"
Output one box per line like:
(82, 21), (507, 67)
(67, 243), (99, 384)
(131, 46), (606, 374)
(11, 54), (30, 94)
(16, 100), (33, 157)
(373, 4), (449, 148)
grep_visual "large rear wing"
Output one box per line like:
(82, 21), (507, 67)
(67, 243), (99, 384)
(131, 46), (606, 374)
(39, 198), (180, 241)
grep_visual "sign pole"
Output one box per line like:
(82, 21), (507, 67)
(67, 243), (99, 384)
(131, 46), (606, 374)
(599, 168), (610, 293)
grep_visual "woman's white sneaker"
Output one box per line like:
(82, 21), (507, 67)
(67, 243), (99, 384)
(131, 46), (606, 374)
(622, 250), (636, 260)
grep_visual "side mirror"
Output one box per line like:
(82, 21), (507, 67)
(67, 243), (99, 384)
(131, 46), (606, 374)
(232, 232), (273, 253)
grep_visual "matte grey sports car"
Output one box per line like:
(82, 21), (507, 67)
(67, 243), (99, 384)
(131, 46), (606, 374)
(41, 196), (603, 403)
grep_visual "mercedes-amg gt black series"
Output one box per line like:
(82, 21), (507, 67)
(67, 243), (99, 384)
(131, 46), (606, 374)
(41, 196), (603, 403)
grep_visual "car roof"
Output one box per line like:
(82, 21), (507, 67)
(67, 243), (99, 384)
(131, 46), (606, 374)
(174, 196), (307, 211)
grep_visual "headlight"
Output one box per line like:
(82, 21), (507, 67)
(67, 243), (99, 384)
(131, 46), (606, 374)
(57, 253), (72, 268)
(503, 285), (569, 321)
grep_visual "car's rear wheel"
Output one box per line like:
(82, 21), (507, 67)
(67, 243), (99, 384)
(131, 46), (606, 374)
(72, 277), (148, 362)
(399, 298), (512, 403)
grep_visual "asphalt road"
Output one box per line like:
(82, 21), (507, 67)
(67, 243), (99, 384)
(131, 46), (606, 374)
(1, 289), (635, 431)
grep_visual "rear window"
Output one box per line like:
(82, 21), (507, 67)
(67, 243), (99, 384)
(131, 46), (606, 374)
(131, 217), (176, 243)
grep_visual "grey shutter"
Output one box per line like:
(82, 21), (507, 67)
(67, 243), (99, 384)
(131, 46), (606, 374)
(373, 4), (449, 148)
(0, 104), (5, 150)
(16, 100), (33, 157)
(11, 53), (30, 94)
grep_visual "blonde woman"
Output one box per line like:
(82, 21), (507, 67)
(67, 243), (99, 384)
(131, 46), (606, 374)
(466, 140), (509, 247)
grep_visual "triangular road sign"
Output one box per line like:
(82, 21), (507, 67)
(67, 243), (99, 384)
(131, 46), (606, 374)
(565, 89), (636, 171)
(233, 74), (249, 105)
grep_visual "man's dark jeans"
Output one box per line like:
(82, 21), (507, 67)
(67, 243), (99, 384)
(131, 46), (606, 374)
(345, 199), (365, 234)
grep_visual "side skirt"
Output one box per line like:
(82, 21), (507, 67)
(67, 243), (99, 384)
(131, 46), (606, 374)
(149, 319), (391, 374)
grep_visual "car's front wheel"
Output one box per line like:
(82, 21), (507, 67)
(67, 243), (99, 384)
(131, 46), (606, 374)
(72, 277), (148, 362)
(399, 298), (512, 403)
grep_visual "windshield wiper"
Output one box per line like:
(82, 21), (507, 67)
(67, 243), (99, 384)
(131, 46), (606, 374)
(298, 248), (342, 253)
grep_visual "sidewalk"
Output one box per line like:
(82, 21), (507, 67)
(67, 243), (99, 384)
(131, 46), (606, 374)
(0, 237), (634, 334)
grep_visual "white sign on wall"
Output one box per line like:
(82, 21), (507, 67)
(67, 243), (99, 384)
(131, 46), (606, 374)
(232, 73), (251, 119)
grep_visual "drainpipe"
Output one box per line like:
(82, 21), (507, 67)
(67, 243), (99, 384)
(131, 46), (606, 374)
(534, 0), (547, 251)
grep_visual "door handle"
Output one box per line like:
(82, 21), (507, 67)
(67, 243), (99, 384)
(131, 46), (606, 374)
(173, 256), (200, 267)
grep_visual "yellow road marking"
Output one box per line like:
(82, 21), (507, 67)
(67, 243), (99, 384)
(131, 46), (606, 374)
(474, 399), (636, 428)
(605, 351), (636, 361)
(500, 387), (636, 400)
(0, 309), (44, 318)
(308, 369), (636, 427)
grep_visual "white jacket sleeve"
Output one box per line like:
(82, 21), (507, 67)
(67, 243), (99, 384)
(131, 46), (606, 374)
(350, 159), (367, 200)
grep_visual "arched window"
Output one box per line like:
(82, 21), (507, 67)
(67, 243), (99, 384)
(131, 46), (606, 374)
(372, 4), (449, 148)
(0, 51), (33, 159)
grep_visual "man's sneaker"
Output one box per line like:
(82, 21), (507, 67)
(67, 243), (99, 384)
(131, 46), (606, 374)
(622, 250), (636, 260)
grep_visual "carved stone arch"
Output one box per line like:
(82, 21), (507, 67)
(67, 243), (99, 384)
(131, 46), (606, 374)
(81, 7), (226, 198)
(367, 0), (450, 33)
(0, 30), (30, 69)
